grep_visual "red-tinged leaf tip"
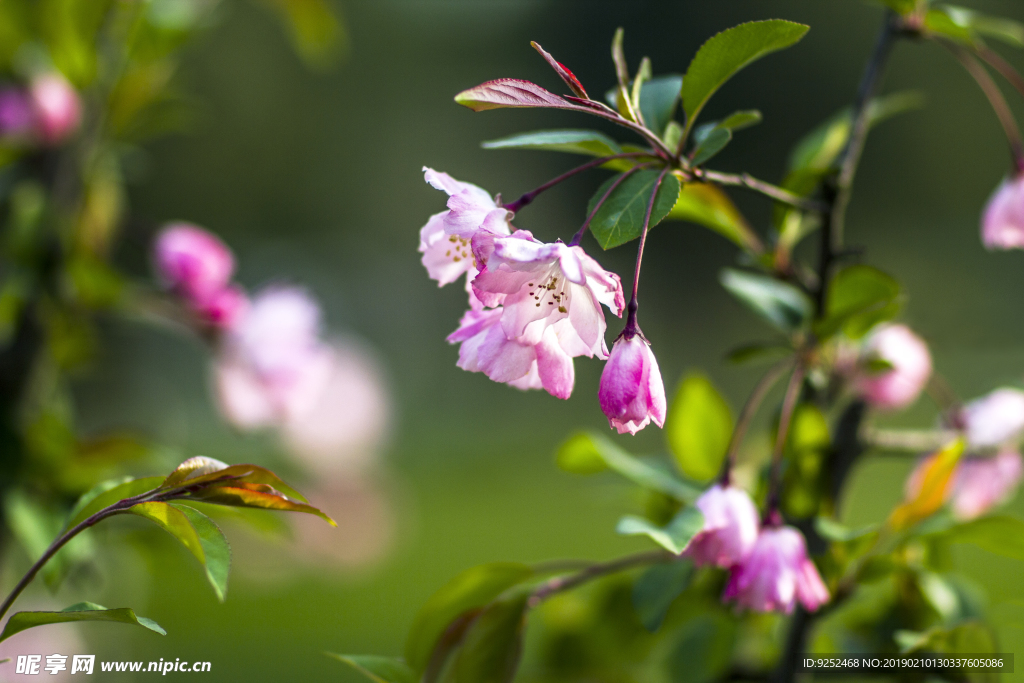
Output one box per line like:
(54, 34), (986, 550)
(454, 79), (585, 112)
(530, 41), (589, 99)
(162, 456), (230, 488)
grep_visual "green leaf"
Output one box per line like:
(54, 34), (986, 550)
(638, 75), (683, 136)
(665, 183), (761, 252)
(667, 614), (736, 683)
(188, 483), (336, 526)
(720, 268), (813, 332)
(617, 507), (704, 554)
(556, 432), (701, 502)
(682, 20), (809, 132)
(266, 0), (347, 68)
(0, 603), (165, 643)
(943, 515), (1024, 561)
(405, 563), (533, 672)
(817, 264), (901, 339)
(927, 6), (1024, 48)
(876, 0), (917, 15)
(326, 655), (415, 683)
(632, 559), (694, 632)
(587, 170), (681, 249)
(129, 502), (231, 602)
(815, 517), (878, 543)
(481, 129), (622, 158)
(64, 476), (163, 531)
(666, 374), (734, 482)
(453, 593), (529, 683)
(690, 127), (731, 166)
(924, 8), (976, 45)
(725, 342), (791, 365)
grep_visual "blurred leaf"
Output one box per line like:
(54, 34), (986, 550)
(924, 8), (976, 45)
(720, 269), (813, 332)
(632, 559), (693, 632)
(783, 404), (831, 518)
(65, 476), (163, 531)
(890, 439), (964, 531)
(690, 110), (762, 166)
(617, 507), (704, 554)
(587, 170), (681, 249)
(129, 501), (231, 601)
(667, 614), (736, 683)
(897, 620), (997, 656)
(4, 491), (79, 588)
(725, 342), (791, 365)
(815, 517), (878, 543)
(638, 75), (683, 136)
(326, 655), (415, 683)
(0, 603), (165, 643)
(938, 6), (1024, 47)
(817, 265), (901, 339)
(666, 374), (733, 482)
(67, 254), (124, 308)
(556, 432), (701, 502)
(261, 0), (346, 68)
(482, 129), (622, 158)
(666, 182), (761, 253)
(40, 0), (108, 85)
(405, 563), (533, 672)
(943, 515), (1024, 561)
(876, 0), (917, 15)
(453, 593), (529, 683)
(682, 21), (809, 131)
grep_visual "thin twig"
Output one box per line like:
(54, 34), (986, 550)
(700, 170), (829, 213)
(721, 356), (796, 483)
(569, 165), (645, 246)
(977, 46), (1024, 103)
(860, 426), (960, 452)
(528, 550), (672, 607)
(765, 363), (807, 521)
(503, 152), (653, 214)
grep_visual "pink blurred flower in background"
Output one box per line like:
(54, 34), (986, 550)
(29, 72), (81, 145)
(598, 334), (666, 434)
(724, 525), (830, 614)
(154, 223), (243, 328)
(959, 387), (1024, 449)
(856, 324), (932, 410)
(0, 88), (36, 138)
(981, 176), (1024, 250)
(950, 450), (1023, 520)
(685, 484), (759, 568)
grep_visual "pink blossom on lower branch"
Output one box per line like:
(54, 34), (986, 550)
(472, 233), (624, 357)
(598, 334), (666, 434)
(950, 450), (1024, 520)
(982, 175), (1024, 249)
(959, 388), (1024, 449)
(723, 526), (829, 614)
(29, 72), (81, 145)
(856, 324), (932, 410)
(684, 485), (760, 568)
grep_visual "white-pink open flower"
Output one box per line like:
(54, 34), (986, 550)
(723, 526), (829, 614)
(598, 335), (666, 434)
(446, 307), (574, 399)
(856, 324), (932, 410)
(684, 484), (759, 568)
(960, 388), (1024, 449)
(419, 168), (511, 287)
(950, 450), (1024, 520)
(472, 233), (624, 358)
(29, 72), (81, 145)
(982, 176), (1024, 250)
(214, 286), (334, 428)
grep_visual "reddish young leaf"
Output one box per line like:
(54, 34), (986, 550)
(162, 461), (307, 502)
(530, 41), (588, 99)
(189, 484), (336, 526)
(454, 79), (590, 113)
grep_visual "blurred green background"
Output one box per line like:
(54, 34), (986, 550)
(22, 0), (1024, 679)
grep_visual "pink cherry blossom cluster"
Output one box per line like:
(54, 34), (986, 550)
(154, 224), (390, 476)
(684, 484), (830, 614)
(0, 72), (81, 146)
(419, 167), (667, 434)
(854, 323), (933, 411)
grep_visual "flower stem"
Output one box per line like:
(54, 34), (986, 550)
(528, 549), (672, 607)
(502, 153), (652, 214)
(623, 166), (671, 338)
(764, 363), (806, 523)
(721, 357), (795, 485)
(569, 166), (645, 247)
(698, 170), (828, 213)
(942, 41), (1024, 173)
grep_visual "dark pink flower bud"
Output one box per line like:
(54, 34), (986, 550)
(723, 526), (830, 614)
(598, 335), (666, 435)
(198, 284), (249, 330)
(154, 223), (236, 307)
(29, 72), (81, 145)
(684, 484), (759, 568)
(0, 88), (35, 138)
(982, 176), (1024, 250)
(856, 324), (932, 410)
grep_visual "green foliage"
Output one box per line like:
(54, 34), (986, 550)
(452, 593), (529, 683)
(65, 476), (165, 530)
(632, 560), (694, 632)
(0, 603), (165, 643)
(616, 507), (704, 554)
(682, 20), (809, 137)
(925, 6), (1024, 48)
(404, 563), (533, 673)
(690, 110), (762, 166)
(482, 130), (622, 158)
(327, 655), (416, 683)
(638, 75), (684, 137)
(942, 516), (1024, 561)
(667, 614), (736, 683)
(665, 374), (734, 482)
(557, 432), (701, 502)
(586, 170), (681, 249)
(262, 0), (348, 68)
(719, 269), (813, 332)
(782, 405), (831, 518)
(876, 0), (918, 16)
(665, 183), (761, 253)
(817, 265), (902, 339)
